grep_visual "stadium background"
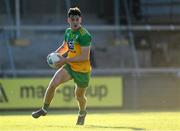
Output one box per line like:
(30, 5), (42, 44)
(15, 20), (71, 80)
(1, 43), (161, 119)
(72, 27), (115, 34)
(0, 0), (180, 111)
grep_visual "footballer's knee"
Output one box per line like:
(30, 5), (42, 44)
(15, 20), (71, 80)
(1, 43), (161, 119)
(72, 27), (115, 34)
(48, 81), (60, 91)
(48, 77), (64, 90)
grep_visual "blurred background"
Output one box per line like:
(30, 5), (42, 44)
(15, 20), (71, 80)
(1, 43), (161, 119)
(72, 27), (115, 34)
(0, 0), (180, 110)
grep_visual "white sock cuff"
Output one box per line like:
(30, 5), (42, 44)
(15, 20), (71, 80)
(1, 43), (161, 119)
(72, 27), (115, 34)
(42, 108), (47, 113)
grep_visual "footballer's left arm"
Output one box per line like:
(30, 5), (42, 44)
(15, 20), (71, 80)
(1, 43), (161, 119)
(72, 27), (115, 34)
(55, 46), (90, 68)
(66, 46), (90, 63)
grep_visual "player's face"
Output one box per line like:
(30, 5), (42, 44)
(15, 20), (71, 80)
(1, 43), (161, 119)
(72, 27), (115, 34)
(68, 15), (82, 30)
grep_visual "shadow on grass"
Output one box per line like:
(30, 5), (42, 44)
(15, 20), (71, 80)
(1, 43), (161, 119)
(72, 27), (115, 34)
(86, 125), (145, 130)
(46, 125), (145, 131)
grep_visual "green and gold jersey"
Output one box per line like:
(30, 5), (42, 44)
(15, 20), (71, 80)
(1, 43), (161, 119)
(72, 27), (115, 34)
(64, 27), (92, 73)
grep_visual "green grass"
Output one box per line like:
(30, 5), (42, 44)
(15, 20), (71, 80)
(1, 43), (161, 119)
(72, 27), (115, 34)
(0, 110), (180, 131)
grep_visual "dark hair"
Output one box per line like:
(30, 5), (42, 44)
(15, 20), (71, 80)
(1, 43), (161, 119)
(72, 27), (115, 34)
(68, 7), (81, 17)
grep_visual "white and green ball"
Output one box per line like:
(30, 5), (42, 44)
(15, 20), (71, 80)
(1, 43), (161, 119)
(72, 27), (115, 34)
(47, 52), (61, 68)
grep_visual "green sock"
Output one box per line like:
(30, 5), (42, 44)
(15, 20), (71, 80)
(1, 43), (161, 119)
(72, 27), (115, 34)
(42, 103), (49, 111)
(79, 110), (86, 115)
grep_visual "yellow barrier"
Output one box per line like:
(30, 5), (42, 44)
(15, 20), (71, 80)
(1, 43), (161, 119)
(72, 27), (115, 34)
(0, 77), (123, 109)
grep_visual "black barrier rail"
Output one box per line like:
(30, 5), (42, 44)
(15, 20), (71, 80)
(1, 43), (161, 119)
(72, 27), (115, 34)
(1, 68), (180, 77)
(1, 25), (180, 31)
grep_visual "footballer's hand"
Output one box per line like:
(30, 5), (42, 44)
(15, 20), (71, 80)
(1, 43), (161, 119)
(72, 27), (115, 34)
(54, 55), (66, 69)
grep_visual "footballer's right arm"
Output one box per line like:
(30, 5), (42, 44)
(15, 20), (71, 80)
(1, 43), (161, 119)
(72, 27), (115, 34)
(55, 41), (69, 55)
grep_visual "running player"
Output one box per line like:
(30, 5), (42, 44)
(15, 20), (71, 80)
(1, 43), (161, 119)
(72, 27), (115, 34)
(32, 7), (92, 125)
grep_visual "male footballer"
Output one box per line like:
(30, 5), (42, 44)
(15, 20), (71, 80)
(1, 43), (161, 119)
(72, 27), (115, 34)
(32, 7), (92, 125)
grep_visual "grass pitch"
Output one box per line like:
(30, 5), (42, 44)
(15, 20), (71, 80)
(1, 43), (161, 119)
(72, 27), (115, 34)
(0, 110), (180, 131)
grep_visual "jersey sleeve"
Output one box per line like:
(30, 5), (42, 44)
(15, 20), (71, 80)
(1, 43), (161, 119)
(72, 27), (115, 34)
(79, 33), (92, 47)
